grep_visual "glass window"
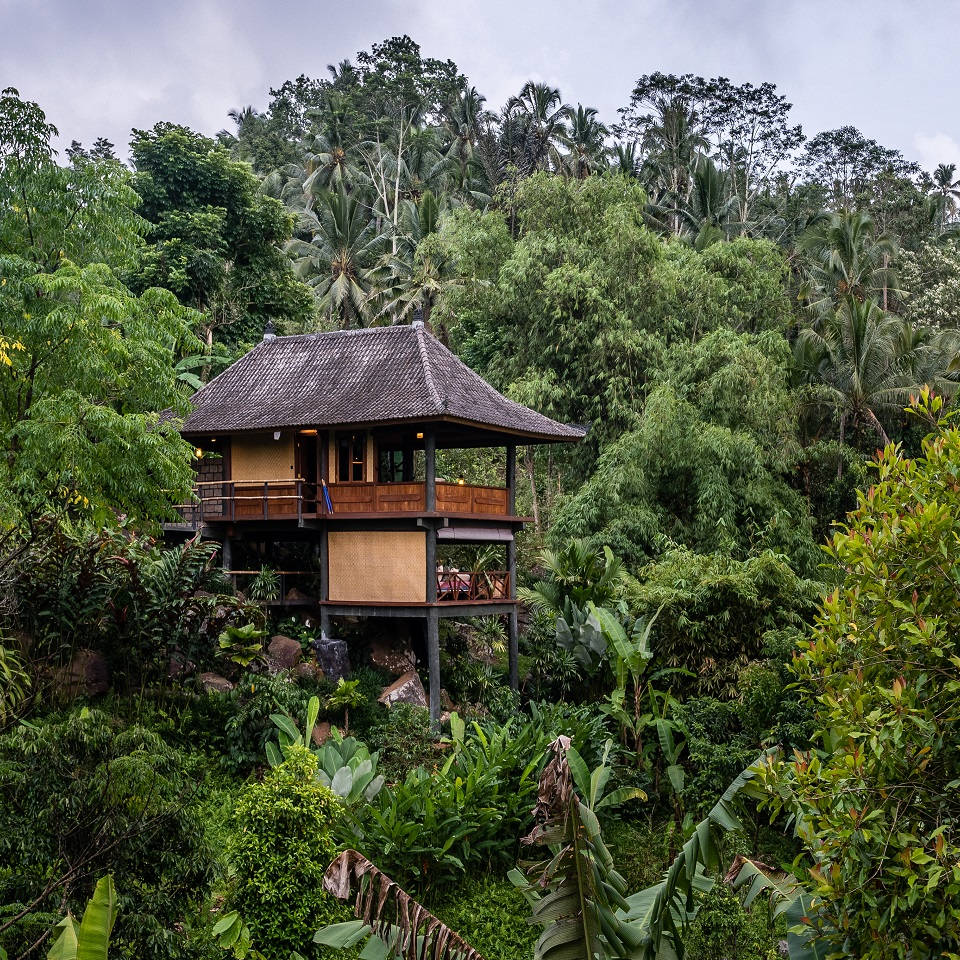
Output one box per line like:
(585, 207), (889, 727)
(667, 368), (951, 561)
(378, 446), (413, 483)
(337, 433), (366, 482)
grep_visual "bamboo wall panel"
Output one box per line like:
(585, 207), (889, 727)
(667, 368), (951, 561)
(231, 434), (295, 482)
(328, 531), (426, 602)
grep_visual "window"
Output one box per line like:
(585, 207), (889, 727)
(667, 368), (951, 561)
(378, 445), (413, 483)
(337, 433), (366, 482)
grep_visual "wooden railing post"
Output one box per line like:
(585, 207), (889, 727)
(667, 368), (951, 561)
(262, 481), (268, 519)
(296, 480), (302, 523)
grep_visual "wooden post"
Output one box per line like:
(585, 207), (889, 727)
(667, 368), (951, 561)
(427, 607), (440, 728)
(507, 535), (519, 692)
(506, 443), (519, 690)
(221, 536), (232, 573)
(320, 519), (330, 637)
(425, 430), (436, 513)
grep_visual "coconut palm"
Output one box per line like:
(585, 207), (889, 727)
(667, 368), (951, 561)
(374, 190), (451, 332)
(798, 209), (900, 316)
(933, 163), (960, 213)
(286, 188), (388, 328)
(679, 156), (737, 243)
(441, 87), (490, 195)
(794, 295), (954, 445)
(505, 82), (571, 173)
(558, 105), (609, 178)
(612, 142), (640, 179)
(638, 96), (710, 234)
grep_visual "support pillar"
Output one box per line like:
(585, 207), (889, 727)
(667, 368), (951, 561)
(506, 443), (518, 690)
(319, 522), (330, 638)
(425, 428), (440, 727)
(427, 608), (440, 728)
(220, 535), (232, 572)
(507, 535), (518, 691)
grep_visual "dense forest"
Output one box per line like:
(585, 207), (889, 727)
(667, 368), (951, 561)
(3, 32), (960, 960)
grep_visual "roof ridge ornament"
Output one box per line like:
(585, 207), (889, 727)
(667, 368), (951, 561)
(411, 305), (424, 329)
(263, 319), (276, 341)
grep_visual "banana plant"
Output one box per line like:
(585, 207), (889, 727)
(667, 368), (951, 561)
(46, 875), (118, 960)
(265, 697), (384, 805)
(265, 694), (320, 767)
(314, 727), (384, 805)
(508, 737), (647, 960)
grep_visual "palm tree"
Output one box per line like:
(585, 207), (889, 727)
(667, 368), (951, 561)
(933, 163), (960, 213)
(441, 87), (492, 201)
(794, 295), (955, 446)
(612, 142), (640, 179)
(679, 156), (737, 244)
(798, 209), (900, 316)
(638, 96), (710, 234)
(505, 82), (571, 173)
(375, 190), (452, 333)
(558, 104), (608, 178)
(286, 189), (388, 328)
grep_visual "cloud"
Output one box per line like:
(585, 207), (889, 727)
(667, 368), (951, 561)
(913, 133), (960, 174)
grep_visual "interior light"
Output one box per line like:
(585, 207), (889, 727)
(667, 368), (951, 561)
(416, 432), (424, 439)
(194, 447), (203, 458)
(209, 437), (217, 443)
(273, 430), (281, 440)
(300, 428), (318, 435)
(457, 477), (466, 485)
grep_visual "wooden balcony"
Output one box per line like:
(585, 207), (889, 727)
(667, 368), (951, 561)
(171, 479), (511, 526)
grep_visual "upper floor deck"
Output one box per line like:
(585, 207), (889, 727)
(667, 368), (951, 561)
(170, 477), (514, 528)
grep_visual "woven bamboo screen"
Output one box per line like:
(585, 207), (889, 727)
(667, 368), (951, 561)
(231, 434), (295, 481)
(328, 530), (426, 602)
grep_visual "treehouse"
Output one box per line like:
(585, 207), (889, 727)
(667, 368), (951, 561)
(167, 320), (584, 720)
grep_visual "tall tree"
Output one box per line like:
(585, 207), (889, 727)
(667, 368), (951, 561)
(504, 82), (571, 174)
(0, 89), (196, 555)
(287, 188), (389, 327)
(130, 123), (314, 349)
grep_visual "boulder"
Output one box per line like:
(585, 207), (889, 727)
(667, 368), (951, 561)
(378, 669), (427, 708)
(311, 721), (332, 746)
(268, 634), (302, 670)
(294, 661), (323, 682)
(369, 636), (416, 676)
(200, 672), (234, 694)
(315, 637), (350, 683)
(56, 649), (109, 698)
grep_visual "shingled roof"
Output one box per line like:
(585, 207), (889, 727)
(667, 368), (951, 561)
(180, 324), (585, 443)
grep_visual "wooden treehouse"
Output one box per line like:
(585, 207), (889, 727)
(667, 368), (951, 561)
(167, 321), (584, 720)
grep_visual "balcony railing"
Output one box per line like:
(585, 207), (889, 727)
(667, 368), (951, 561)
(222, 569), (509, 605)
(170, 479), (510, 525)
(436, 570), (510, 602)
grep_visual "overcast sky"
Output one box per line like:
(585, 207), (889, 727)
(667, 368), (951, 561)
(1, 0), (957, 172)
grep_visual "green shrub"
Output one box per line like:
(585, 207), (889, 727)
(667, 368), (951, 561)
(365, 703), (436, 782)
(430, 875), (537, 960)
(216, 670), (330, 776)
(684, 886), (778, 960)
(0, 709), (216, 960)
(226, 745), (347, 958)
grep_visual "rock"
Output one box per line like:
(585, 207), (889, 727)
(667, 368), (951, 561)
(440, 688), (455, 711)
(294, 661), (323, 682)
(378, 670), (427, 708)
(315, 637), (350, 683)
(200, 672), (234, 694)
(56, 649), (109, 698)
(168, 653), (195, 679)
(369, 636), (415, 676)
(311, 721), (332, 746)
(268, 634), (302, 670)
(285, 587), (311, 602)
